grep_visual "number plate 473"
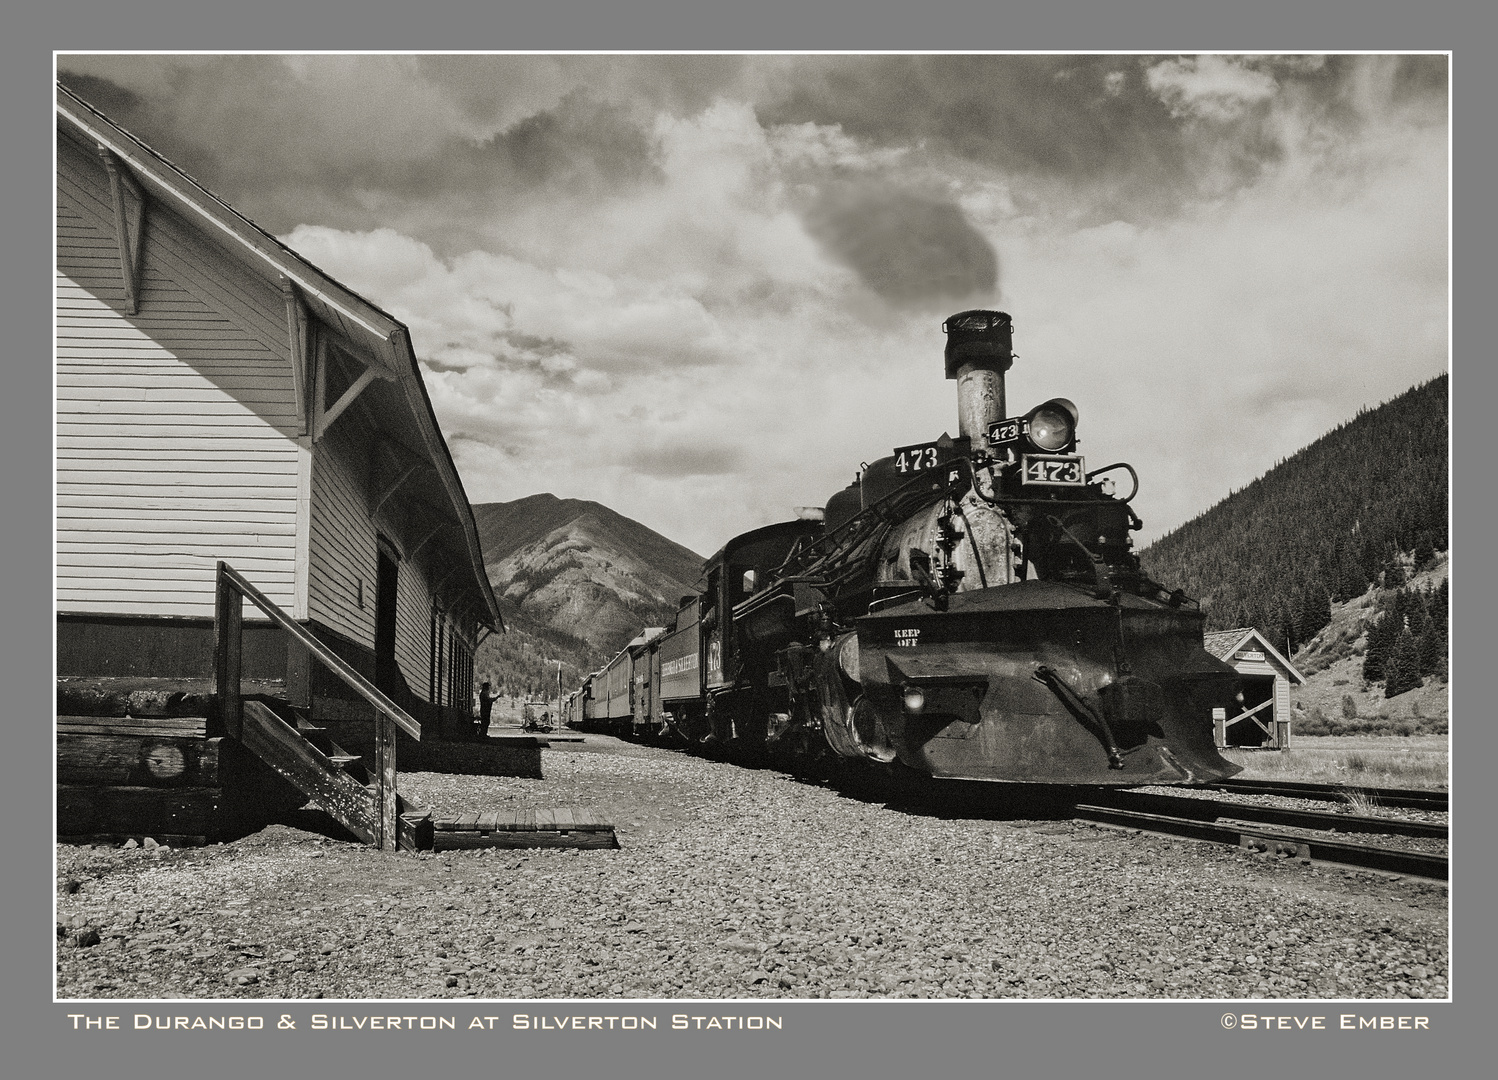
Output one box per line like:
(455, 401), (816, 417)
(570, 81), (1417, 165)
(1020, 454), (1086, 485)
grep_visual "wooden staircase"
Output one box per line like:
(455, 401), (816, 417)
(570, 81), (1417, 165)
(239, 699), (433, 851)
(215, 562), (430, 852)
(212, 563), (612, 855)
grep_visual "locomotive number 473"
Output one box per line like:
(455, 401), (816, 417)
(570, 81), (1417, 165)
(893, 443), (943, 473)
(1021, 453), (1086, 485)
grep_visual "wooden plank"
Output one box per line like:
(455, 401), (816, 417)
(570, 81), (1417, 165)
(57, 560), (292, 588)
(476, 811), (499, 832)
(60, 833), (209, 848)
(57, 784), (220, 837)
(453, 811), (480, 831)
(58, 506), (297, 528)
(214, 570), (242, 739)
(376, 713), (397, 852)
(432, 829), (618, 852)
(58, 490), (296, 512)
(57, 732), (221, 787)
(294, 439), (312, 621)
(519, 808), (536, 832)
(535, 808), (556, 831)
(58, 716), (209, 737)
(572, 807), (615, 832)
(397, 812), (433, 852)
(552, 807), (574, 831)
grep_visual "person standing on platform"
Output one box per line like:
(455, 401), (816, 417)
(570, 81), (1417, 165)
(478, 681), (498, 737)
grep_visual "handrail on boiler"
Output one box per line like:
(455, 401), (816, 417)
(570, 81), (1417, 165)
(213, 561), (421, 740)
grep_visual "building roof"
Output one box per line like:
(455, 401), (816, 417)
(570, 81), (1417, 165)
(1202, 628), (1305, 683)
(57, 83), (501, 632)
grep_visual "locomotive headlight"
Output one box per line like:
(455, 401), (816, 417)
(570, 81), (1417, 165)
(902, 685), (926, 714)
(1026, 398), (1079, 452)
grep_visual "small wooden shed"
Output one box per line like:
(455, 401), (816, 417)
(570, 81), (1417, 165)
(55, 85), (530, 845)
(1202, 628), (1306, 749)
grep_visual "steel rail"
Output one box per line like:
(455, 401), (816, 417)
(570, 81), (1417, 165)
(1073, 804), (1448, 881)
(1198, 777), (1447, 812)
(1088, 788), (1446, 839)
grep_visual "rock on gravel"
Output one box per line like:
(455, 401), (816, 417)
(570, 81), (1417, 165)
(55, 739), (1449, 1000)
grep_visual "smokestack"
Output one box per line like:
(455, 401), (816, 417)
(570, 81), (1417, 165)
(943, 310), (1013, 448)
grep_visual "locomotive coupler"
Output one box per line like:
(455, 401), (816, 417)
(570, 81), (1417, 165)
(1033, 664), (1127, 769)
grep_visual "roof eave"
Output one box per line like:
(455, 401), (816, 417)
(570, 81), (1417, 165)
(58, 83), (502, 632)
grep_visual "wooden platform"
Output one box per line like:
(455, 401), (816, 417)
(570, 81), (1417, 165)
(430, 806), (617, 851)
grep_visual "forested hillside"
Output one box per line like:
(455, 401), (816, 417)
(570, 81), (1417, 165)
(1138, 374), (1447, 653)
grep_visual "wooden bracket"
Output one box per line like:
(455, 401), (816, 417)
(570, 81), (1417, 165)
(97, 145), (146, 314)
(408, 519), (446, 558)
(313, 363), (377, 442)
(281, 277), (311, 435)
(371, 459), (421, 521)
(430, 565), (461, 597)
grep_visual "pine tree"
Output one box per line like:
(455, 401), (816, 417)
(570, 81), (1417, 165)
(1361, 601), (1398, 684)
(1417, 619), (1444, 679)
(1420, 578), (1449, 678)
(1381, 554), (1406, 589)
(1413, 532), (1435, 572)
(1297, 584), (1332, 642)
(1337, 544), (1368, 603)
(1384, 626), (1423, 698)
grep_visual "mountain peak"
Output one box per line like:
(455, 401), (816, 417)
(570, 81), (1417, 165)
(472, 494), (705, 661)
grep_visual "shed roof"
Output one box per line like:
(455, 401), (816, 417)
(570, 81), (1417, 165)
(1202, 628), (1305, 683)
(57, 83), (501, 632)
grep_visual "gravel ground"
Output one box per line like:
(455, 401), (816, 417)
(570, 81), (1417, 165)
(56, 739), (1449, 1001)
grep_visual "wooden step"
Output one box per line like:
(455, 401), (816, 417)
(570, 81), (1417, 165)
(397, 798), (434, 852)
(429, 804), (618, 851)
(239, 700), (378, 846)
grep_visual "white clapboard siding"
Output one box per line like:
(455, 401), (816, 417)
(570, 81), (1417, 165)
(306, 417), (377, 646)
(56, 146), (299, 618)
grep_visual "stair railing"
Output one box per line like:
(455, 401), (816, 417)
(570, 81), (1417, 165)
(213, 561), (420, 850)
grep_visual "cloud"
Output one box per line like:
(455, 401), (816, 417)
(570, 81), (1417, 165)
(1145, 56), (1279, 122)
(56, 54), (1448, 556)
(801, 182), (999, 310)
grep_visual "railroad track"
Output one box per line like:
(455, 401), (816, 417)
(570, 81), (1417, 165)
(1089, 788), (1448, 839)
(1196, 777), (1447, 812)
(1073, 799), (1448, 881)
(605, 728), (1451, 880)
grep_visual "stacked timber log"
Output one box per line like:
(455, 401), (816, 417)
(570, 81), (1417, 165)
(56, 680), (304, 846)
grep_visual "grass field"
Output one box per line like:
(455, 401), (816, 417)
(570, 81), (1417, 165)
(1222, 735), (1449, 789)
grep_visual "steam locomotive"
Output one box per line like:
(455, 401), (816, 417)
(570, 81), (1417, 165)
(565, 311), (1243, 786)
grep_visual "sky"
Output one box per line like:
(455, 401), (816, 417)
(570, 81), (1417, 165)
(57, 54), (1449, 557)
